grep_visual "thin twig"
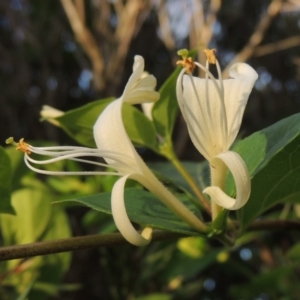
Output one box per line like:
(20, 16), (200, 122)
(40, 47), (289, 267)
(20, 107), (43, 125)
(248, 220), (300, 231)
(106, 0), (147, 91)
(157, 0), (176, 51)
(254, 35), (300, 57)
(0, 231), (184, 262)
(60, 0), (105, 91)
(223, 0), (284, 76)
(2, 220), (300, 261)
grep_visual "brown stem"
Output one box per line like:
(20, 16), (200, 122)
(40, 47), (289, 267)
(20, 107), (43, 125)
(0, 231), (184, 262)
(1, 220), (300, 262)
(248, 220), (300, 231)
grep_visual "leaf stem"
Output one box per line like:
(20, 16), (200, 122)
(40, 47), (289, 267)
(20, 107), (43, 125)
(168, 154), (211, 214)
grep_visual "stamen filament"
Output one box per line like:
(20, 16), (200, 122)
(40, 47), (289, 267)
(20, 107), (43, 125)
(24, 156), (120, 176)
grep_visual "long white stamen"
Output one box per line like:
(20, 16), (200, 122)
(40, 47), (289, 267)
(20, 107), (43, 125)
(24, 156), (120, 176)
(26, 144), (139, 176)
(28, 147), (136, 169)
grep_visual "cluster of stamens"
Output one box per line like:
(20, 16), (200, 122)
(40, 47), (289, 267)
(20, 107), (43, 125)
(176, 49), (195, 74)
(176, 48), (217, 75)
(6, 137), (31, 155)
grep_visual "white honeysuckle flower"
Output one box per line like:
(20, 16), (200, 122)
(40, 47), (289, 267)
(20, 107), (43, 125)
(40, 105), (65, 127)
(176, 49), (258, 216)
(9, 55), (206, 246)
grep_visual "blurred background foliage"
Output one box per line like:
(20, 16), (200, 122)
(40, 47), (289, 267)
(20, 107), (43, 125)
(1, 0), (300, 299)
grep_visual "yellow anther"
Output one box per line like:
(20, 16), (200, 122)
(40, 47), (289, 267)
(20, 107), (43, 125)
(16, 138), (31, 155)
(177, 49), (195, 74)
(8, 138), (31, 155)
(204, 48), (217, 64)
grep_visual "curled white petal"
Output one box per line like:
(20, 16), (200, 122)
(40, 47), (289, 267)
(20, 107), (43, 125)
(203, 151), (250, 210)
(224, 63), (258, 147)
(123, 56), (159, 104)
(93, 55), (159, 174)
(111, 174), (152, 246)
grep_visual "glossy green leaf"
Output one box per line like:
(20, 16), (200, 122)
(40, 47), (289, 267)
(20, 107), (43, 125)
(152, 66), (181, 140)
(55, 98), (158, 150)
(151, 49), (196, 143)
(59, 188), (202, 236)
(0, 179), (52, 245)
(5, 145), (30, 191)
(149, 161), (209, 197)
(229, 113), (300, 229)
(0, 146), (15, 214)
(55, 98), (113, 147)
(122, 103), (158, 151)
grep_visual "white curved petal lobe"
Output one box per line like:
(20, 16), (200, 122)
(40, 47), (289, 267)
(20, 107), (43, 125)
(203, 151), (250, 210)
(111, 174), (152, 246)
(93, 98), (140, 174)
(224, 63), (258, 147)
(93, 55), (159, 174)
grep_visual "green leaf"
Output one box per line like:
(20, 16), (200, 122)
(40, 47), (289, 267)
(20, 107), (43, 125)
(122, 103), (158, 151)
(0, 147), (14, 214)
(55, 98), (113, 147)
(149, 161), (209, 197)
(0, 180), (52, 245)
(135, 294), (172, 300)
(28, 207), (71, 300)
(55, 98), (158, 150)
(58, 188), (202, 236)
(152, 66), (181, 140)
(152, 49), (196, 142)
(230, 113), (300, 229)
(5, 146), (30, 191)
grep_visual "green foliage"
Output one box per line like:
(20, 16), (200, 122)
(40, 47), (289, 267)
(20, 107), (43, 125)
(59, 188), (202, 236)
(55, 98), (114, 147)
(0, 145), (72, 299)
(0, 180), (52, 245)
(149, 161), (209, 195)
(231, 113), (300, 229)
(152, 66), (181, 141)
(0, 177), (71, 299)
(0, 147), (14, 214)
